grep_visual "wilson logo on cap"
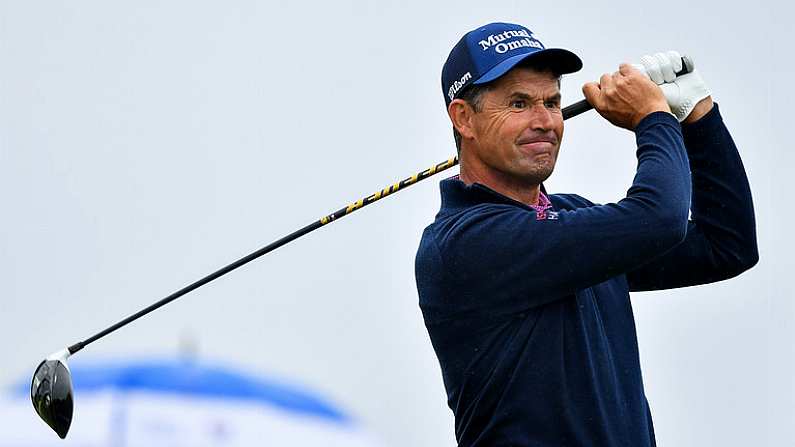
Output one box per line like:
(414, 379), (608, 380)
(448, 72), (472, 101)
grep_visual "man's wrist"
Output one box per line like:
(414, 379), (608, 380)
(682, 96), (714, 124)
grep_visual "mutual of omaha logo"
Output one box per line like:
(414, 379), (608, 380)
(478, 29), (543, 54)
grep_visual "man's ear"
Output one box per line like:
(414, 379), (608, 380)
(448, 99), (476, 140)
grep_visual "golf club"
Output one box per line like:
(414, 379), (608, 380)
(31, 56), (694, 439)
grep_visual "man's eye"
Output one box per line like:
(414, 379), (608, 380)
(545, 100), (561, 109)
(511, 100), (526, 109)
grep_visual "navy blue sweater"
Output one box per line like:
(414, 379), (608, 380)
(415, 106), (758, 446)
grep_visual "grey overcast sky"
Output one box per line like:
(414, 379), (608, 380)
(1, 1), (792, 445)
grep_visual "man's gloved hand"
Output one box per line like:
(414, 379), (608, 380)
(582, 64), (671, 131)
(635, 51), (711, 122)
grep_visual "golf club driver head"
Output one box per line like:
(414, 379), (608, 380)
(31, 349), (73, 439)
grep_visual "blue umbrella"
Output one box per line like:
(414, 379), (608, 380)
(4, 358), (379, 447)
(16, 358), (348, 423)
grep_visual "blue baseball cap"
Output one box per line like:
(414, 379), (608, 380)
(442, 22), (582, 106)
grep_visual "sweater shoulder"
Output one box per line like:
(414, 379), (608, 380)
(424, 202), (515, 243)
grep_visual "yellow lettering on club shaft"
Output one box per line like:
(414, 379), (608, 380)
(367, 190), (382, 202)
(346, 199), (364, 214)
(438, 157), (456, 170)
(402, 173), (420, 187)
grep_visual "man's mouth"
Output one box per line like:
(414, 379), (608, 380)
(518, 141), (554, 151)
(516, 136), (557, 154)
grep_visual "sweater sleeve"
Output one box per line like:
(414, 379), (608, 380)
(428, 112), (691, 319)
(626, 104), (759, 291)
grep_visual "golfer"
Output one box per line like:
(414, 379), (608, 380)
(415, 22), (758, 446)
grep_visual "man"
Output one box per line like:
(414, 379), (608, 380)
(415, 22), (758, 446)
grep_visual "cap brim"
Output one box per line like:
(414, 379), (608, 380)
(474, 48), (582, 85)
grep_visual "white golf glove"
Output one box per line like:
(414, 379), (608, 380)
(634, 50), (711, 122)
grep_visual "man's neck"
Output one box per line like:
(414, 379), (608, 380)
(459, 166), (541, 206)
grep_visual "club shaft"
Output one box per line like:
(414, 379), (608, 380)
(67, 99), (593, 355)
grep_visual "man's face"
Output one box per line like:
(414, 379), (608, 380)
(467, 68), (563, 186)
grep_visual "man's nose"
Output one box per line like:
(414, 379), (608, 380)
(528, 104), (556, 131)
